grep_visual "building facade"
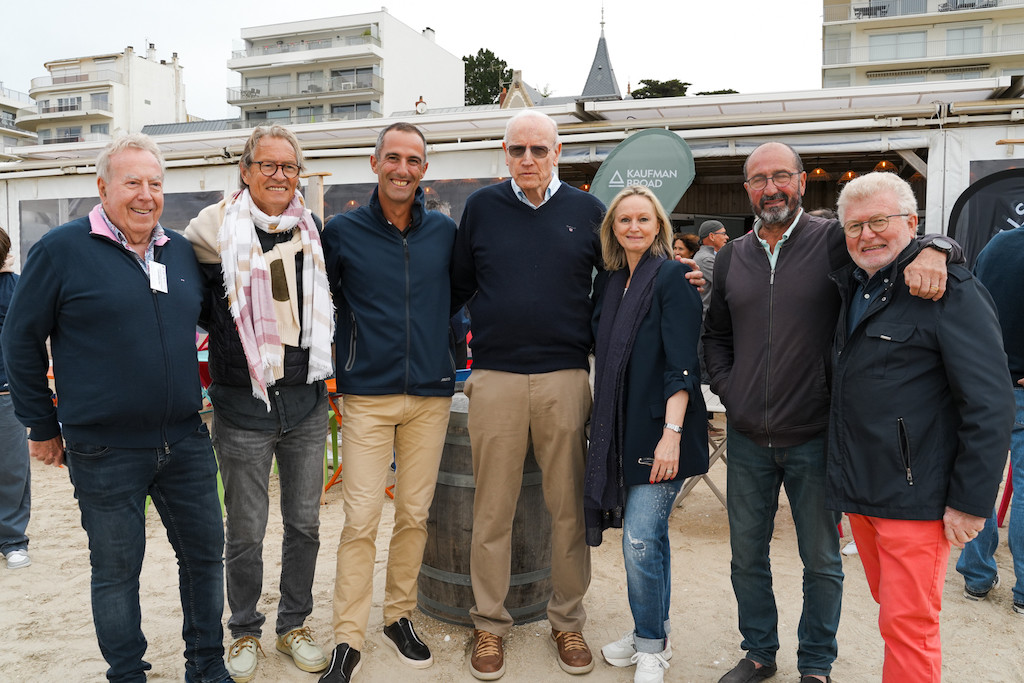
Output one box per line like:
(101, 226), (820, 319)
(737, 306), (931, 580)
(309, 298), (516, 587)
(823, 0), (1024, 87)
(0, 85), (36, 160)
(226, 10), (464, 126)
(16, 45), (186, 146)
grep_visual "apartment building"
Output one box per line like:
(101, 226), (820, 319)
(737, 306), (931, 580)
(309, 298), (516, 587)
(0, 84), (36, 159)
(823, 0), (1024, 87)
(227, 10), (464, 126)
(17, 45), (187, 146)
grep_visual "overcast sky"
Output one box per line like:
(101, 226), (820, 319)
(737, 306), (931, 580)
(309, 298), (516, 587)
(3, 0), (825, 120)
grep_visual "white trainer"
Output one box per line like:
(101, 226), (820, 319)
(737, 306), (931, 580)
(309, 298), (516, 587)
(601, 631), (672, 667)
(4, 548), (30, 569)
(632, 651), (670, 683)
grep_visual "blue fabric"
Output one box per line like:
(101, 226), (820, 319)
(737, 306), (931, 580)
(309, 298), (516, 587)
(1, 216), (205, 447)
(64, 427), (228, 683)
(0, 271), (17, 390)
(974, 226), (1024, 382)
(725, 427), (843, 676)
(957, 386), (1024, 605)
(622, 479), (683, 653)
(213, 392), (328, 638)
(0, 394), (29, 554)
(323, 187), (456, 397)
(452, 181), (605, 374)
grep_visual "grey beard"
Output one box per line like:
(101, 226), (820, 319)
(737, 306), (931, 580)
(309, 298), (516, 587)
(757, 203), (797, 226)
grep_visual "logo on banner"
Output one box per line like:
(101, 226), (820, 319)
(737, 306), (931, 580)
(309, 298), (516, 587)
(590, 129), (695, 209)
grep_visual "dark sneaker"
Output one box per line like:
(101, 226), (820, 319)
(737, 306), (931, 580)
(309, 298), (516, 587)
(1013, 601), (1024, 615)
(382, 617), (433, 669)
(964, 574), (1000, 601)
(799, 677), (831, 683)
(718, 658), (778, 683)
(469, 630), (504, 680)
(318, 643), (361, 683)
(550, 629), (594, 675)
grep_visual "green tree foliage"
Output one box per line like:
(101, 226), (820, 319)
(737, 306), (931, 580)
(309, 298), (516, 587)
(463, 48), (513, 105)
(631, 79), (691, 99)
(695, 88), (740, 96)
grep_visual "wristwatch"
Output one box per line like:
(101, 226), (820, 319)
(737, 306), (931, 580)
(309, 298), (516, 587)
(926, 237), (953, 256)
(663, 422), (682, 433)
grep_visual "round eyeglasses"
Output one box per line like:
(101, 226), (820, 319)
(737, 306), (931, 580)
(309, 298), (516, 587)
(745, 171), (799, 191)
(842, 214), (910, 238)
(252, 161), (300, 178)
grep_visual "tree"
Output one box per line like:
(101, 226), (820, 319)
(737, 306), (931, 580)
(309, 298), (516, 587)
(631, 79), (691, 99)
(463, 49), (513, 106)
(695, 88), (739, 96)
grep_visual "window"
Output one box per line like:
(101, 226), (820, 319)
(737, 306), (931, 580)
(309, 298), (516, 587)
(55, 126), (82, 142)
(91, 92), (108, 109)
(824, 31), (851, 66)
(824, 72), (852, 88)
(297, 106), (323, 121)
(869, 31), (927, 61)
(298, 71), (323, 93)
(947, 27), (983, 56)
(330, 66), (376, 90)
(57, 96), (82, 112)
(945, 70), (984, 80)
(999, 24), (1024, 52)
(91, 123), (109, 135)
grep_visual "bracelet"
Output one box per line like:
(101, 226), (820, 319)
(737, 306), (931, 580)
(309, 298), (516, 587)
(663, 422), (682, 433)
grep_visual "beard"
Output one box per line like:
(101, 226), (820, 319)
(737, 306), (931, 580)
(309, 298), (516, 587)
(755, 191), (801, 226)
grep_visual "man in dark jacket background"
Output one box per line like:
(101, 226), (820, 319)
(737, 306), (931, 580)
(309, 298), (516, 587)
(828, 171), (1012, 681)
(2, 134), (232, 683)
(704, 142), (954, 683)
(319, 122), (457, 683)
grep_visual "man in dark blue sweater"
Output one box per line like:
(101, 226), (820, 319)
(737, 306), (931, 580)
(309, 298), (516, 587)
(1, 135), (232, 683)
(453, 110), (605, 680)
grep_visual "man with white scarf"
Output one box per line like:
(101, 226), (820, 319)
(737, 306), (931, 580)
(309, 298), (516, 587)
(185, 125), (334, 683)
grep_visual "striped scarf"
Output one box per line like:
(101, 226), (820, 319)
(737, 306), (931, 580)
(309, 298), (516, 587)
(219, 188), (334, 410)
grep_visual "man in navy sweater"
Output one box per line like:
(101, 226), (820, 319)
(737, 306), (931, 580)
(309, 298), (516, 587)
(1, 135), (232, 683)
(453, 110), (604, 680)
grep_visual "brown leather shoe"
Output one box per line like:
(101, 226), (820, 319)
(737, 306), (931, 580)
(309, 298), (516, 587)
(469, 630), (505, 680)
(550, 629), (595, 674)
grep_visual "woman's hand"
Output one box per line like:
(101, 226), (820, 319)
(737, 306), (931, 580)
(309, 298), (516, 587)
(650, 429), (681, 483)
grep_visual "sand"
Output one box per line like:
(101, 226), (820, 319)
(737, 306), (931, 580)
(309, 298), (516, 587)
(2, 426), (1022, 682)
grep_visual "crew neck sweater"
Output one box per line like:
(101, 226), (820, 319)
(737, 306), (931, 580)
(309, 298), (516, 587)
(452, 180), (605, 374)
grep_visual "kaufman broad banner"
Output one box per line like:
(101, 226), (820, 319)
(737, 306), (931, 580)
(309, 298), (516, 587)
(589, 129), (695, 209)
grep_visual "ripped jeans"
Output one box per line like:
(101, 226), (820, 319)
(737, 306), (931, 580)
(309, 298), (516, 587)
(622, 479), (684, 653)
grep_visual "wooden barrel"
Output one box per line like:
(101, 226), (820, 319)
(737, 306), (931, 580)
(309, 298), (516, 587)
(417, 394), (553, 626)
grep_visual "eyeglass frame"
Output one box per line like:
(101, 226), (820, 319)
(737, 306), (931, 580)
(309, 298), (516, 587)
(506, 145), (552, 159)
(251, 161), (301, 178)
(744, 170), (802, 191)
(842, 213), (911, 238)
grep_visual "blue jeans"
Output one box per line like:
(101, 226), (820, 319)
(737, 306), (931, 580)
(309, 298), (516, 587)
(213, 392), (327, 638)
(64, 425), (228, 683)
(623, 479), (683, 654)
(725, 428), (843, 677)
(957, 385), (1024, 605)
(0, 394), (30, 554)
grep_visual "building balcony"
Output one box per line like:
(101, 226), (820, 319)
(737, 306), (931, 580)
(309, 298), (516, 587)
(236, 110), (382, 129)
(0, 84), (33, 105)
(824, 32), (1024, 66)
(230, 34), (380, 60)
(825, 0), (1022, 22)
(15, 98), (114, 131)
(29, 69), (123, 92)
(38, 132), (112, 146)
(227, 75), (384, 105)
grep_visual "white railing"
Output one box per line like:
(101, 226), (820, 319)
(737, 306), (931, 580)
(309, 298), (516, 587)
(824, 32), (1024, 65)
(825, 0), (1020, 21)
(30, 70), (123, 90)
(231, 34), (380, 59)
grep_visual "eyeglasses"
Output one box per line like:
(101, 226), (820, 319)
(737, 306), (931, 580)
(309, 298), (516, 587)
(252, 161), (300, 178)
(711, 230), (727, 236)
(842, 214), (910, 238)
(506, 145), (551, 159)
(745, 171), (800, 191)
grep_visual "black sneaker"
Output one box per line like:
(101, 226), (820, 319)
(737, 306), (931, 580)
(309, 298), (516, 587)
(382, 617), (433, 669)
(319, 643), (361, 683)
(963, 574), (1000, 601)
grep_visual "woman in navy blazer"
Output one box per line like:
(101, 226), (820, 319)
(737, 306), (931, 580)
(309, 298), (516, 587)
(585, 185), (707, 683)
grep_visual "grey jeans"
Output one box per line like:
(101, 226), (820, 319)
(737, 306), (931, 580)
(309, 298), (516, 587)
(213, 392), (328, 638)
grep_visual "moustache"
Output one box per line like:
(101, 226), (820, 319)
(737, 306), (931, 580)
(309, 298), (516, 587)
(760, 192), (787, 207)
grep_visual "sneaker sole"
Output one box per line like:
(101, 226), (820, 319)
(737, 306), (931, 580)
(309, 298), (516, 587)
(602, 639), (673, 668)
(275, 641), (328, 673)
(548, 636), (595, 675)
(227, 668), (256, 683)
(963, 575), (999, 602)
(469, 660), (505, 681)
(382, 631), (433, 669)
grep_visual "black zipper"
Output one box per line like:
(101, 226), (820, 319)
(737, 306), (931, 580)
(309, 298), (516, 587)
(897, 417), (914, 485)
(344, 310), (357, 372)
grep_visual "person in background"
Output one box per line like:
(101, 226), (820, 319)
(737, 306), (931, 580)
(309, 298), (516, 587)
(828, 172), (1013, 681)
(2, 133), (232, 683)
(185, 124), (333, 682)
(672, 232), (700, 260)
(0, 225), (31, 571)
(587, 185), (707, 683)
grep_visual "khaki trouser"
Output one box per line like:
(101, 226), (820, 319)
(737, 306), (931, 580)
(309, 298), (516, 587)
(466, 368), (592, 636)
(331, 394), (451, 649)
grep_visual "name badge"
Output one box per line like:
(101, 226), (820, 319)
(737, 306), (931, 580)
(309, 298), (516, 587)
(150, 262), (168, 293)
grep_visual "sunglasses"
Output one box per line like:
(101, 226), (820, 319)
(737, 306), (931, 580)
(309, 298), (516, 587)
(506, 145), (551, 159)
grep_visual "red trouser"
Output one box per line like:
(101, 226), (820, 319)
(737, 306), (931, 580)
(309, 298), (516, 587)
(848, 514), (950, 683)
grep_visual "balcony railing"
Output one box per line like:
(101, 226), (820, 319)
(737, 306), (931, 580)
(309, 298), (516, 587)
(824, 32), (1024, 65)
(231, 34), (380, 59)
(227, 75), (384, 104)
(38, 132), (112, 146)
(237, 111), (382, 129)
(0, 84), (32, 104)
(30, 69), (124, 90)
(825, 0), (1021, 21)
(21, 97), (114, 115)
(0, 118), (24, 132)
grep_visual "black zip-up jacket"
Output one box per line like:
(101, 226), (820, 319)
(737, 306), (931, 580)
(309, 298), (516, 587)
(826, 243), (1013, 520)
(322, 187), (457, 396)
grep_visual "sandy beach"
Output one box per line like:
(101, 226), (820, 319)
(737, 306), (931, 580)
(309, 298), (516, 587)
(2, 423), (1022, 682)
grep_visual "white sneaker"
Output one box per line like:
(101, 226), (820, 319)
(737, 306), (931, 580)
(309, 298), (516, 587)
(226, 636), (262, 683)
(601, 631), (672, 667)
(842, 541), (858, 556)
(276, 627), (328, 673)
(4, 548), (30, 569)
(631, 651), (669, 683)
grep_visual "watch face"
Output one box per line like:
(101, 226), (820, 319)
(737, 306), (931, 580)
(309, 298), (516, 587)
(933, 237), (953, 251)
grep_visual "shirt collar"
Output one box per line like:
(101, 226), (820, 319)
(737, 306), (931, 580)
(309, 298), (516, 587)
(510, 176), (561, 208)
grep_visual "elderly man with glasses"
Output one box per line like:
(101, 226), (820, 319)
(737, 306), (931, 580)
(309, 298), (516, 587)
(827, 172), (1012, 681)
(704, 143), (958, 683)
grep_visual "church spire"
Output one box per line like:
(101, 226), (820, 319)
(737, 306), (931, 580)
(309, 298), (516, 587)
(581, 3), (621, 101)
